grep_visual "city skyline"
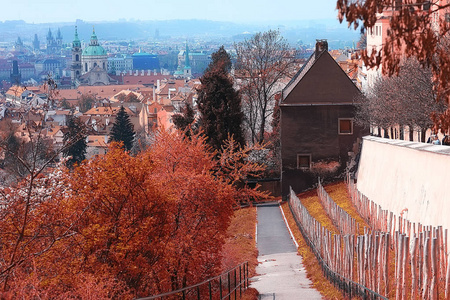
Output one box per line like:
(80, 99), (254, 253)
(2, 0), (341, 24)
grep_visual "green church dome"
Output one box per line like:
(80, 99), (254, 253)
(82, 45), (107, 56)
(82, 27), (107, 57)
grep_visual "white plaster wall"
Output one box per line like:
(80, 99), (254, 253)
(357, 136), (450, 229)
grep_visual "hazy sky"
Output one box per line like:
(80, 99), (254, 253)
(1, 0), (340, 24)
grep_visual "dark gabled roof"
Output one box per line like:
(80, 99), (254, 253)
(281, 50), (361, 105)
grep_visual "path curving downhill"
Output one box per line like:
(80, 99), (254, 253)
(250, 202), (323, 299)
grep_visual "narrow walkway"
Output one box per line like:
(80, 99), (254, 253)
(250, 202), (323, 299)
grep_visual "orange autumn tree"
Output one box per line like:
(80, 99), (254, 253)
(0, 165), (83, 298)
(0, 129), (267, 298)
(51, 130), (265, 297)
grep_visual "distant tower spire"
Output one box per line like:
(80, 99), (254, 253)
(183, 41), (191, 78)
(10, 60), (21, 85)
(73, 26), (81, 48)
(47, 28), (53, 42)
(184, 42), (190, 69)
(90, 26), (98, 46)
(56, 28), (63, 40)
(33, 33), (40, 50)
(71, 26), (82, 87)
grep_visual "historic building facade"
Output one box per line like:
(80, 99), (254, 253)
(280, 40), (368, 196)
(81, 29), (108, 75)
(71, 27), (116, 86)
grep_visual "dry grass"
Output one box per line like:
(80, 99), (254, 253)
(222, 207), (258, 277)
(323, 182), (370, 234)
(298, 189), (340, 234)
(240, 287), (259, 300)
(222, 207), (259, 299)
(280, 181), (378, 299)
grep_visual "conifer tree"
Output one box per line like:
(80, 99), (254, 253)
(173, 102), (196, 134)
(62, 116), (87, 168)
(197, 46), (244, 151)
(109, 106), (135, 151)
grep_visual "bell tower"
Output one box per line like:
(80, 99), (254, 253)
(183, 42), (191, 79)
(71, 26), (82, 87)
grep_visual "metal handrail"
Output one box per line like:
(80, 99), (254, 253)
(137, 261), (249, 300)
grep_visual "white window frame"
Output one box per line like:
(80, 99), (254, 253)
(297, 154), (311, 170)
(338, 118), (354, 135)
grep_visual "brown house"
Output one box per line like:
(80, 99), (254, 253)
(280, 40), (368, 196)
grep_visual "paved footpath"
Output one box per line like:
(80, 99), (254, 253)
(250, 202), (323, 299)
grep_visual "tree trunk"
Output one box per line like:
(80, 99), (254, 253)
(258, 110), (266, 144)
(421, 129), (426, 143)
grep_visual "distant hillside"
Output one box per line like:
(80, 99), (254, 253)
(0, 19), (360, 48)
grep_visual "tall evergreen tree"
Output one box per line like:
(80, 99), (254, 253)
(173, 102), (197, 135)
(109, 106), (135, 151)
(62, 116), (87, 168)
(197, 46), (244, 151)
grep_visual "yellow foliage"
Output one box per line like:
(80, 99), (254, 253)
(323, 182), (370, 234)
(281, 200), (343, 299)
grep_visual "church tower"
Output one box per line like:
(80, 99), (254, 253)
(56, 28), (63, 47)
(183, 42), (191, 79)
(46, 28), (54, 55)
(71, 26), (82, 87)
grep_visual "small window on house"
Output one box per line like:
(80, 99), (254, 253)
(339, 118), (353, 135)
(297, 154), (311, 170)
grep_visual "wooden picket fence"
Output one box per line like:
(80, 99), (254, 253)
(317, 179), (359, 235)
(289, 177), (450, 299)
(289, 188), (387, 299)
(347, 175), (450, 299)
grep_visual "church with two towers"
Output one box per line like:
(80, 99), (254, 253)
(70, 27), (117, 87)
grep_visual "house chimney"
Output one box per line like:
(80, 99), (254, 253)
(315, 39), (328, 59)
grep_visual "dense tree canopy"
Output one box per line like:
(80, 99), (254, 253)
(197, 46), (245, 151)
(0, 130), (268, 298)
(109, 106), (135, 151)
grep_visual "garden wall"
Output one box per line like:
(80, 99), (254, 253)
(356, 136), (450, 229)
